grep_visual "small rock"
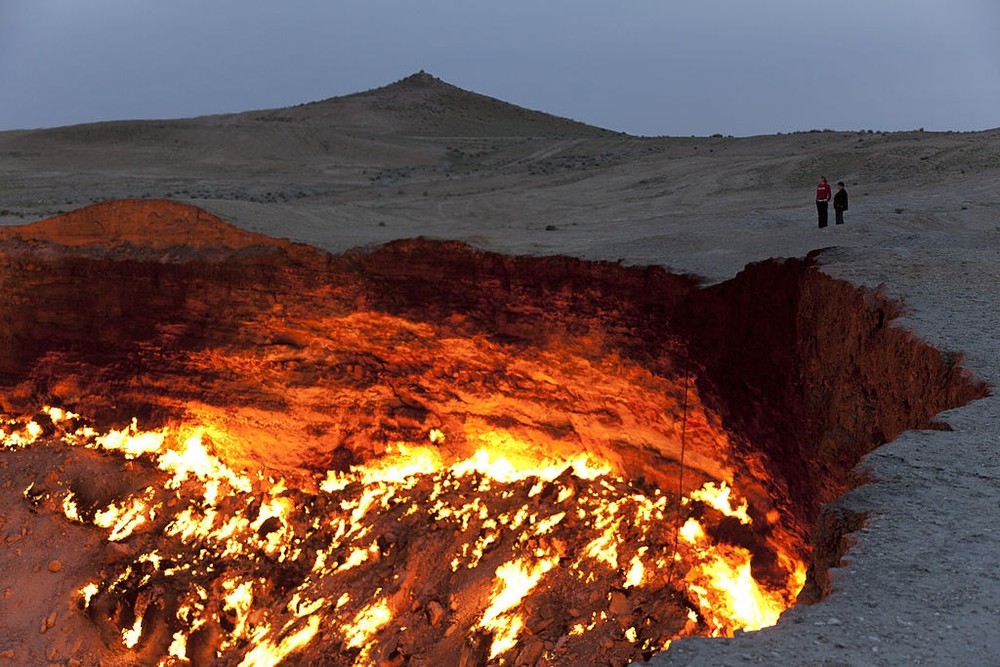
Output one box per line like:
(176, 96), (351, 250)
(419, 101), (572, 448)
(256, 516), (282, 538)
(47, 560), (62, 573)
(528, 616), (554, 633)
(103, 542), (136, 564)
(44, 611), (57, 632)
(187, 621), (223, 665)
(377, 532), (397, 554)
(67, 660), (82, 667)
(608, 591), (630, 616)
(426, 600), (445, 626)
(378, 649), (405, 667)
(549, 537), (568, 558)
(0, 649), (15, 659)
(515, 638), (545, 666)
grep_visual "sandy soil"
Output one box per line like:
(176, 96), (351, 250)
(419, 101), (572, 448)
(2, 73), (999, 665)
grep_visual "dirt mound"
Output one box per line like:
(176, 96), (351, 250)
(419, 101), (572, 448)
(0, 199), (288, 252)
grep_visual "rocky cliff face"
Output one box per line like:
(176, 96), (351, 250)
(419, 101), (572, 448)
(0, 200), (986, 665)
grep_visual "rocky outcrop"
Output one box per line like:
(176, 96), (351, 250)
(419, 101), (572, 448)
(675, 255), (987, 523)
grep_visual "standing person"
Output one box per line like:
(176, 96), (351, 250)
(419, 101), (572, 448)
(816, 176), (832, 228)
(833, 181), (849, 225)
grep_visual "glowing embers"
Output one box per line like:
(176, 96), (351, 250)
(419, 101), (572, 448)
(3, 409), (805, 666)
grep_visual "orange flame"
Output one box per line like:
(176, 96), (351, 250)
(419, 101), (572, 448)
(4, 407), (807, 664)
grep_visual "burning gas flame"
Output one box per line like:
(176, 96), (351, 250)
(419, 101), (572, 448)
(3, 407), (807, 665)
(479, 555), (559, 659)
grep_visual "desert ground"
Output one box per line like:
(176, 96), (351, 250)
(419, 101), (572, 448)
(2, 72), (999, 665)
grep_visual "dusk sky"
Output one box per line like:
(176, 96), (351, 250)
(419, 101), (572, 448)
(1, 1), (998, 136)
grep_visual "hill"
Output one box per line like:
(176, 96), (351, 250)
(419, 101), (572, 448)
(0, 71), (614, 157)
(264, 71), (619, 137)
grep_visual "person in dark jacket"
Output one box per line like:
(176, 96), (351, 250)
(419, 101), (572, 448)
(833, 181), (849, 225)
(816, 176), (832, 228)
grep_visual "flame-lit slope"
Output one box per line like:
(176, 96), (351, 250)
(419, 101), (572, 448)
(0, 200), (986, 666)
(0, 200), (733, 491)
(0, 198), (288, 252)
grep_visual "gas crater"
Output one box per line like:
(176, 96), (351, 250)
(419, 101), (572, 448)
(0, 200), (986, 666)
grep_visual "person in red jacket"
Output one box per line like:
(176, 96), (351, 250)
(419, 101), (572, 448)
(816, 176), (832, 228)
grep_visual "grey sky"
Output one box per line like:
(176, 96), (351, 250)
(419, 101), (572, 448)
(1, 0), (998, 136)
